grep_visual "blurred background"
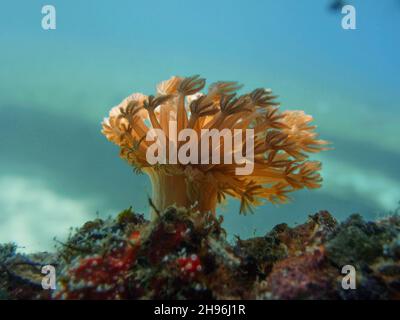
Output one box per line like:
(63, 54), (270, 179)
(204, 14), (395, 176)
(0, 0), (399, 252)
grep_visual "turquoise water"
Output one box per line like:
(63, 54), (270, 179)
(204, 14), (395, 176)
(0, 0), (399, 252)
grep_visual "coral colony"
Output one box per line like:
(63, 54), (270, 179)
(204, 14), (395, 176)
(3, 76), (400, 300)
(102, 75), (328, 216)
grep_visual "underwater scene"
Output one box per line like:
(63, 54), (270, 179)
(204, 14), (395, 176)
(0, 0), (399, 301)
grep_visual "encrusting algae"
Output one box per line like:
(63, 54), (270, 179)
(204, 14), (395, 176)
(102, 75), (328, 217)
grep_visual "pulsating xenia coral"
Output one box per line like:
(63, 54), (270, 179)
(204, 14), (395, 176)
(102, 75), (328, 217)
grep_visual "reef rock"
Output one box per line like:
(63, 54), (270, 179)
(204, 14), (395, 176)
(1, 208), (399, 300)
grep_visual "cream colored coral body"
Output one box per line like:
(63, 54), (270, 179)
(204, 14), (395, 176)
(102, 75), (328, 217)
(146, 168), (218, 219)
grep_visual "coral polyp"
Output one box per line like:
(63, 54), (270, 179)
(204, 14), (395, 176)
(102, 75), (328, 216)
